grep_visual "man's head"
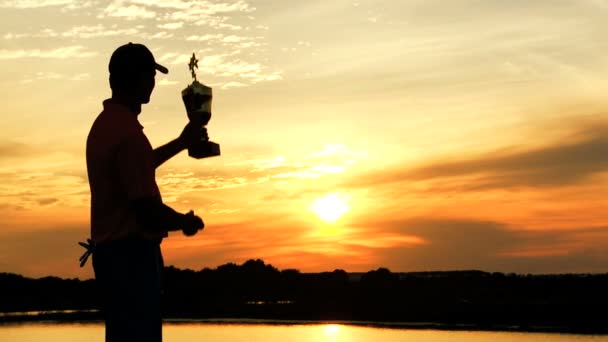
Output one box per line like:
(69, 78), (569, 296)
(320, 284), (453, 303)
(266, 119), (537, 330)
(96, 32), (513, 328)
(109, 43), (168, 105)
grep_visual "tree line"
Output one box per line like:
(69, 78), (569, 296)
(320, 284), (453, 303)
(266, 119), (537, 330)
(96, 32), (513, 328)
(1, 259), (607, 333)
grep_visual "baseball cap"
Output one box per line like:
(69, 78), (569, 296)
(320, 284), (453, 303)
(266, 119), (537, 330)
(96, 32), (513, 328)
(109, 42), (168, 75)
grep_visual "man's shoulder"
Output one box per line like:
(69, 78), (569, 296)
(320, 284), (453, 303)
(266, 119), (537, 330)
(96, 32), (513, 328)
(90, 108), (141, 140)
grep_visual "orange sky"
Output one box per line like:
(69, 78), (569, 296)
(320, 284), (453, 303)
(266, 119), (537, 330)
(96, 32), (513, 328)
(1, 0), (607, 278)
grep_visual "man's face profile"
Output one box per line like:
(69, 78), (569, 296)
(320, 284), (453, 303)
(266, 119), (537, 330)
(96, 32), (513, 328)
(136, 70), (156, 104)
(108, 43), (166, 109)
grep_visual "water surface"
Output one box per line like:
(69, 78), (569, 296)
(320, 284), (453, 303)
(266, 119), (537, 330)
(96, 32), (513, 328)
(1, 322), (606, 342)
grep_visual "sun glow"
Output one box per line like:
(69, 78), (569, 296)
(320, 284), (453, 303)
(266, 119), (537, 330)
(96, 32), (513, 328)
(311, 193), (349, 223)
(323, 324), (341, 337)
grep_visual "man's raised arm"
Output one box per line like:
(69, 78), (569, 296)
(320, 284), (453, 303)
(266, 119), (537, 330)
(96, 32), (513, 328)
(153, 122), (208, 168)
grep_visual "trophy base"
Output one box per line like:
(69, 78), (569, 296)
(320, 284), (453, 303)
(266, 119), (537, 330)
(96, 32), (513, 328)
(188, 141), (221, 159)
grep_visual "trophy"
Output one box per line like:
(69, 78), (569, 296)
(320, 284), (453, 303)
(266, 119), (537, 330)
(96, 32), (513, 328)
(182, 53), (221, 158)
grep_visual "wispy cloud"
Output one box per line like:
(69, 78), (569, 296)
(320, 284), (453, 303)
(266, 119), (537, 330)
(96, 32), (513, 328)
(354, 217), (608, 273)
(1, 0), (279, 88)
(158, 50), (282, 85)
(351, 123), (608, 190)
(101, 2), (156, 20)
(186, 34), (223, 42)
(0, 45), (97, 59)
(157, 22), (183, 30)
(221, 81), (247, 89)
(0, 0), (95, 9)
(97, 0), (254, 26)
(0, 140), (37, 158)
(185, 32), (263, 49)
(63, 25), (139, 38)
(20, 72), (91, 83)
(0, 141), (88, 211)
(0, 166), (88, 211)
(157, 78), (178, 86)
(154, 144), (367, 205)
(145, 31), (174, 39)
(0, 0), (73, 8)
(410, 124), (608, 188)
(2, 25), (139, 39)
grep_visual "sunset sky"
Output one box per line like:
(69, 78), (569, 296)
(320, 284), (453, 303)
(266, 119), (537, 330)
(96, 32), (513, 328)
(1, 0), (607, 279)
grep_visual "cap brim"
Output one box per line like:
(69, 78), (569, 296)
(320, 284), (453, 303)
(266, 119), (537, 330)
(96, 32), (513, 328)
(155, 63), (169, 74)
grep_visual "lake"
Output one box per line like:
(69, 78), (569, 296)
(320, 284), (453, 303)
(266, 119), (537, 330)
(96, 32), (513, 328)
(0, 322), (606, 342)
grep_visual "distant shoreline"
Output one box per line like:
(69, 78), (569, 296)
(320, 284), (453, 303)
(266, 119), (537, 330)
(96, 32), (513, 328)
(0, 312), (606, 335)
(3, 263), (608, 336)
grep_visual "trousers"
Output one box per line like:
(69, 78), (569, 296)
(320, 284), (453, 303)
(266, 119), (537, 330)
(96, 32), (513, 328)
(92, 239), (164, 342)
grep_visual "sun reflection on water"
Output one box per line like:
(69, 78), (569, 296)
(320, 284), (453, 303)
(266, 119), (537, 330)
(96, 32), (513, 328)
(323, 324), (341, 341)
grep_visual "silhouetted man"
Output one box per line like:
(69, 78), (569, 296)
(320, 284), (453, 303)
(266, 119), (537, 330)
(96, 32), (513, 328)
(85, 43), (204, 342)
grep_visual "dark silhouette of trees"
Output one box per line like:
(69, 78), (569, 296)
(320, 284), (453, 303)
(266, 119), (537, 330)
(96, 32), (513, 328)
(1, 260), (607, 333)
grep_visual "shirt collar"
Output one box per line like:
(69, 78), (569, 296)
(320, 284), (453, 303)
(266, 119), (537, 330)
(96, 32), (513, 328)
(102, 99), (144, 130)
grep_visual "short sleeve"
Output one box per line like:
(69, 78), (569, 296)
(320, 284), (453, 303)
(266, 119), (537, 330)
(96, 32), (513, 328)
(115, 132), (160, 201)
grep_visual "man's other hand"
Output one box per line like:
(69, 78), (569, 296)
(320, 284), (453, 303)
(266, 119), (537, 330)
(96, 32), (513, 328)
(181, 210), (204, 236)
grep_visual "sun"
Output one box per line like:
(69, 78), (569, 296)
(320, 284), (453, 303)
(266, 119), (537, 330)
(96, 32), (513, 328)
(311, 193), (349, 223)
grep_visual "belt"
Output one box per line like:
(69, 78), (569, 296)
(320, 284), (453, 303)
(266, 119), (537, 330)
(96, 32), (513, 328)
(78, 237), (162, 267)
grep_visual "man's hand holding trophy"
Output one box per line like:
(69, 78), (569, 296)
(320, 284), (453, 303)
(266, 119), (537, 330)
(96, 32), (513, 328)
(181, 53), (221, 159)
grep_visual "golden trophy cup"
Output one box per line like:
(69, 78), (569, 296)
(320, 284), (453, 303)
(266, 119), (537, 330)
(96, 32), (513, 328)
(182, 53), (221, 158)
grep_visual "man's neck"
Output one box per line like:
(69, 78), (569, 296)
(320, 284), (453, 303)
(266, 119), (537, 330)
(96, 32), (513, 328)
(110, 95), (142, 115)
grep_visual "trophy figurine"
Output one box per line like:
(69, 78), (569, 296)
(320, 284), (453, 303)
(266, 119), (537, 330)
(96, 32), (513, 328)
(182, 53), (221, 158)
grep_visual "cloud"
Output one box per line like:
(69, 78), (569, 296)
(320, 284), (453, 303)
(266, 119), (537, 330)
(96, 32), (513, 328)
(0, 140), (37, 158)
(36, 197), (59, 206)
(19, 72), (91, 83)
(352, 123), (608, 190)
(0, 46), (97, 59)
(123, 0), (252, 12)
(4, 218), (608, 278)
(101, 3), (156, 20)
(221, 81), (247, 89)
(0, 226), (88, 278)
(185, 33), (261, 49)
(355, 217), (608, 273)
(154, 144), (368, 205)
(0, 0), (95, 9)
(161, 214), (405, 272)
(0, 0), (72, 8)
(0, 144), (88, 211)
(225, 144), (364, 180)
(158, 50), (282, 84)
(157, 78), (178, 86)
(162, 217), (314, 267)
(413, 125), (608, 188)
(108, 0), (254, 26)
(2, 25), (139, 39)
(164, 214), (608, 274)
(145, 31), (173, 39)
(221, 35), (248, 43)
(2, 33), (28, 39)
(63, 25), (139, 38)
(186, 34), (223, 42)
(157, 170), (264, 194)
(157, 22), (183, 30)
(216, 22), (242, 30)
(141, 0), (252, 13)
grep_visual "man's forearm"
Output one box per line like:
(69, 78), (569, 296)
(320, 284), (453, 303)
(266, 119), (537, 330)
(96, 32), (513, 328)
(153, 137), (186, 168)
(132, 197), (185, 233)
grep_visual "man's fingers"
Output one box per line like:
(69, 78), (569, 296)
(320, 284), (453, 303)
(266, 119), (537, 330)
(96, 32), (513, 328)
(195, 216), (204, 229)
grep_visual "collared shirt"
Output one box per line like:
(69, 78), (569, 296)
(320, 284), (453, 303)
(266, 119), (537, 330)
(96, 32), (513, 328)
(86, 99), (167, 244)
